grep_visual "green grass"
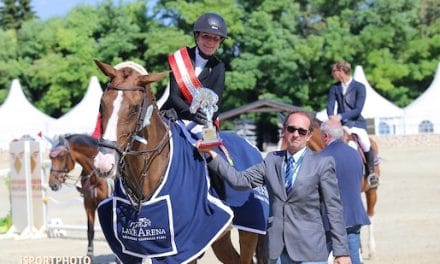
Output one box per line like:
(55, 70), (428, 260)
(0, 211), (12, 233)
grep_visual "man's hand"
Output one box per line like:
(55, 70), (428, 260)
(329, 115), (342, 123)
(196, 140), (218, 159)
(192, 109), (208, 125)
(334, 256), (352, 264)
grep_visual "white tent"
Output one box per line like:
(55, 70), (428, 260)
(316, 66), (404, 135)
(0, 79), (56, 149)
(403, 62), (440, 135)
(51, 76), (102, 136)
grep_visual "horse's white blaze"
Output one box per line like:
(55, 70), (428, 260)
(103, 91), (123, 142)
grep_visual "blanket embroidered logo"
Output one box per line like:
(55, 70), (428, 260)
(112, 195), (176, 257)
(122, 218), (167, 241)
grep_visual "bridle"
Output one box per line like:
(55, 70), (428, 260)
(49, 141), (77, 186)
(101, 82), (170, 209)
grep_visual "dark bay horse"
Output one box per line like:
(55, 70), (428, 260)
(279, 117), (379, 258)
(48, 134), (114, 258)
(93, 60), (267, 264)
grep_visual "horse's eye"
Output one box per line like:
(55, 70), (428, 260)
(129, 105), (139, 115)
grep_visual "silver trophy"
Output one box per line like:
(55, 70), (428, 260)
(190, 88), (222, 147)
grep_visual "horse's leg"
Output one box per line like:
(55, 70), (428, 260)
(367, 214), (376, 259)
(255, 234), (268, 264)
(238, 230), (259, 264)
(84, 198), (95, 258)
(365, 188), (378, 259)
(361, 176), (378, 260)
(211, 229), (240, 264)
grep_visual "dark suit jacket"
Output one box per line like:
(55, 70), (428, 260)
(161, 46), (225, 121)
(208, 148), (349, 261)
(320, 140), (370, 229)
(326, 79), (367, 129)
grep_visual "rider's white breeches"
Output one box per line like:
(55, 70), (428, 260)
(348, 127), (371, 152)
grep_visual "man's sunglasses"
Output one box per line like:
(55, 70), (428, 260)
(285, 125), (309, 136)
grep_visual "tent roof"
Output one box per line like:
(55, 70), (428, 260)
(52, 76), (102, 135)
(0, 79), (56, 148)
(353, 66), (403, 119)
(404, 62), (440, 120)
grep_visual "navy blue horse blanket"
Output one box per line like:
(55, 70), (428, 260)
(98, 124), (233, 263)
(177, 122), (269, 234)
(213, 131), (269, 234)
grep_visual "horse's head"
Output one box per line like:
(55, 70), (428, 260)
(94, 60), (168, 149)
(48, 136), (75, 191)
(93, 60), (170, 205)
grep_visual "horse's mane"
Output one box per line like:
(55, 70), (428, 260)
(114, 61), (149, 75)
(65, 134), (98, 147)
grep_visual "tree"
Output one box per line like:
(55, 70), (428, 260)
(0, 0), (438, 126)
(0, 0), (35, 30)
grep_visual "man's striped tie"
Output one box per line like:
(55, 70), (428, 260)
(285, 156), (295, 193)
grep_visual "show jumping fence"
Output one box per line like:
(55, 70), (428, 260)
(1, 138), (104, 240)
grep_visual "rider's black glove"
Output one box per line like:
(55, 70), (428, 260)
(192, 109), (208, 125)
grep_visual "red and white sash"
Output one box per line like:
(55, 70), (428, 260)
(168, 47), (202, 103)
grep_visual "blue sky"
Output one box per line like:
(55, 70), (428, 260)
(32, 0), (116, 19)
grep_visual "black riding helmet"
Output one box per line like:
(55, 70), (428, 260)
(193, 13), (228, 39)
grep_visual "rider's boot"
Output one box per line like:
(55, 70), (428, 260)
(365, 149), (379, 188)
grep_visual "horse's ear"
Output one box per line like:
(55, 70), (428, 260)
(94, 60), (117, 79)
(139, 71), (169, 85)
(58, 135), (65, 146)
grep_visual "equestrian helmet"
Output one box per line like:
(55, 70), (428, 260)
(193, 13), (227, 38)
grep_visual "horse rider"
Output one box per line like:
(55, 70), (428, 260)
(160, 12), (227, 138)
(326, 60), (379, 188)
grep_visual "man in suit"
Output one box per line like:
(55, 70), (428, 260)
(326, 60), (378, 188)
(198, 111), (351, 264)
(320, 119), (371, 264)
(161, 12), (227, 126)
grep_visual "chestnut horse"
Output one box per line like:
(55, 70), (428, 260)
(279, 117), (379, 259)
(48, 134), (114, 258)
(93, 60), (267, 264)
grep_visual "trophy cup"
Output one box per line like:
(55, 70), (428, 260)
(190, 88), (222, 148)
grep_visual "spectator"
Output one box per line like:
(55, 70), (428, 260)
(320, 119), (371, 264)
(198, 111), (351, 264)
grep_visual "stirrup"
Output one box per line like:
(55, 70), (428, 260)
(367, 172), (380, 188)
